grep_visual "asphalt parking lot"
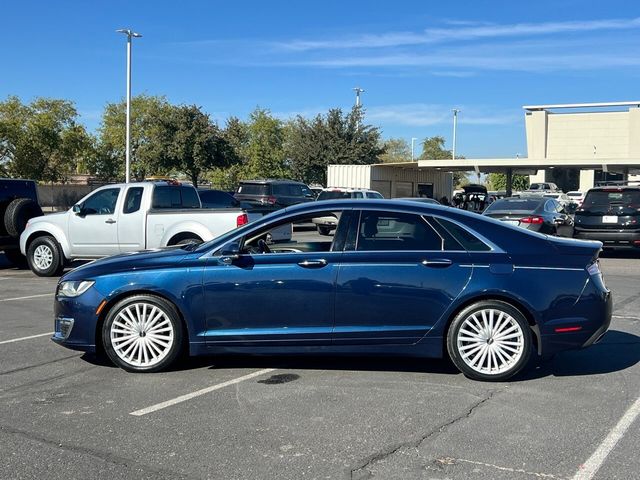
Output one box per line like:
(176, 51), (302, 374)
(0, 251), (638, 480)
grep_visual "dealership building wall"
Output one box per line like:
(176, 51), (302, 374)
(327, 164), (453, 200)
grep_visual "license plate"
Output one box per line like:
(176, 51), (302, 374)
(502, 220), (519, 226)
(602, 215), (618, 224)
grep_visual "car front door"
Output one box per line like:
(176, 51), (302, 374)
(201, 209), (352, 346)
(68, 187), (121, 257)
(333, 209), (471, 345)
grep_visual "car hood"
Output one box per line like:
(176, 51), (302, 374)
(29, 211), (66, 225)
(62, 246), (190, 281)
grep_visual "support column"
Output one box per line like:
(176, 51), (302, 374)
(506, 168), (513, 197)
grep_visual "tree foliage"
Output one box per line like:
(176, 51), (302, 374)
(286, 106), (384, 185)
(487, 173), (530, 192)
(378, 138), (411, 163)
(0, 96), (92, 182)
(242, 108), (289, 180)
(419, 135), (468, 188)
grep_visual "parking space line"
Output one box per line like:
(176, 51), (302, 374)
(572, 395), (640, 480)
(0, 332), (53, 345)
(129, 368), (276, 416)
(0, 293), (53, 302)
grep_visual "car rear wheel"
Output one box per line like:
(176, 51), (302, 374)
(27, 236), (64, 277)
(447, 300), (532, 381)
(103, 295), (183, 373)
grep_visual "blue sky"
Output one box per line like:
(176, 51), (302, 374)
(3, 0), (640, 158)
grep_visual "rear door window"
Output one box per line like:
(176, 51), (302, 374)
(238, 183), (270, 195)
(435, 218), (491, 251)
(356, 211), (443, 251)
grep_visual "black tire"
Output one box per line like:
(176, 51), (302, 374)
(3, 248), (27, 268)
(317, 225), (331, 236)
(4, 198), (43, 238)
(26, 236), (64, 277)
(176, 237), (202, 246)
(446, 300), (532, 382)
(102, 294), (184, 373)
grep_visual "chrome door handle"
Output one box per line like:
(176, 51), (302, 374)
(297, 259), (328, 268)
(105, 219), (116, 224)
(421, 258), (453, 268)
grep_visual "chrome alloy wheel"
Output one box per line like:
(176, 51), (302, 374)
(110, 302), (175, 368)
(33, 244), (53, 270)
(456, 308), (525, 376)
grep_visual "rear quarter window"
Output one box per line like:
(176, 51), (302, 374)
(435, 218), (491, 251)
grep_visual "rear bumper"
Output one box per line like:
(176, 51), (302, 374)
(574, 229), (640, 249)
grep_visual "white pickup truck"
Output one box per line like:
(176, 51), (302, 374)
(20, 181), (290, 276)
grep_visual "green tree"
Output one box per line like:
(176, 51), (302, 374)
(487, 173), (529, 192)
(241, 108), (290, 180)
(0, 96), (93, 182)
(378, 138), (411, 163)
(419, 135), (468, 187)
(207, 116), (250, 190)
(160, 104), (231, 187)
(91, 94), (172, 181)
(287, 106), (384, 185)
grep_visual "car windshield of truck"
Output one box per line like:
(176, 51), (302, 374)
(318, 191), (351, 200)
(238, 184), (269, 196)
(581, 190), (640, 214)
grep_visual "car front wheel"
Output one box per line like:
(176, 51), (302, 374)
(102, 295), (184, 372)
(447, 300), (532, 381)
(27, 236), (64, 277)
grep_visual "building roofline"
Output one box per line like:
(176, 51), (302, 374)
(523, 101), (640, 111)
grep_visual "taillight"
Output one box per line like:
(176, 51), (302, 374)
(520, 216), (544, 224)
(236, 213), (248, 227)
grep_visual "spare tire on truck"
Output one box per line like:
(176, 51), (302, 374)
(4, 198), (43, 238)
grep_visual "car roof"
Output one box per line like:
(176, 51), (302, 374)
(321, 187), (377, 192)
(587, 186), (640, 192)
(239, 179), (306, 185)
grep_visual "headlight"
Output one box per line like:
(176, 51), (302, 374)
(57, 280), (95, 298)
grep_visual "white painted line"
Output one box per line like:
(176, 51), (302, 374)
(129, 368), (276, 416)
(573, 395), (640, 480)
(0, 332), (54, 345)
(0, 293), (53, 302)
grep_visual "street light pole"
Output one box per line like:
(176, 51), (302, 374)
(411, 137), (417, 161)
(452, 109), (460, 161)
(116, 28), (142, 183)
(353, 87), (365, 107)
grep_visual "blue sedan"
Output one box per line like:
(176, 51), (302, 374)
(52, 200), (611, 381)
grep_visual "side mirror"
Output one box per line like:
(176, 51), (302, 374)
(219, 241), (240, 263)
(72, 204), (82, 214)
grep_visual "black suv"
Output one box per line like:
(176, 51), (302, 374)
(1, 179), (43, 265)
(234, 179), (314, 207)
(573, 185), (640, 250)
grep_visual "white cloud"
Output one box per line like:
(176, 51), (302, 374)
(365, 104), (522, 127)
(274, 17), (640, 51)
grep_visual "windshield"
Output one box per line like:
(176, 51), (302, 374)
(581, 190), (640, 214)
(485, 198), (543, 213)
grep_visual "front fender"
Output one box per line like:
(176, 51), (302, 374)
(21, 222), (71, 258)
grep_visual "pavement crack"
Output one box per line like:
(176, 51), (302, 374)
(0, 424), (199, 479)
(346, 388), (502, 479)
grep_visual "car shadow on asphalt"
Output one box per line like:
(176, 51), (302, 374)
(599, 250), (640, 259)
(519, 330), (640, 380)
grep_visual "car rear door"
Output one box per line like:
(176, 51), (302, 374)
(333, 209), (471, 345)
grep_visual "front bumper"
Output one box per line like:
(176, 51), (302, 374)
(52, 287), (105, 353)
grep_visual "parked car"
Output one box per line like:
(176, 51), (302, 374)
(20, 181), (253, 277)
(573, 185), (640, 250)
(542, 192), (577, 212)
(197, 188), (291, 243)
(452, 184), (488, 212)
(483, 196), (573, 235)
(567, 190), (586, 207)
(1, 178), (43, 266)
(527, 182), (561, 193)
(234, 179), (315, 208)
(52, 199), (611, 381)
(313, 188), (383, 235)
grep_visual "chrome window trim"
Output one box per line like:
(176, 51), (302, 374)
(514, 265), (585, 271)
(431, 214), (504, 253)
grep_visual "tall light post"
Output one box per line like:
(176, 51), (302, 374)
(353, 87), (365, 107)
(411, 137), (417, 161)
(452, 108), (460, 161)
(116, 28), (142, 183)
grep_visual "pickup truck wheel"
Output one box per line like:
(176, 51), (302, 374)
(3, 249), (27, 268)
(102, 295), (183, 372)
(27, 236), (64, 277)
(4, 198), (43, 238)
